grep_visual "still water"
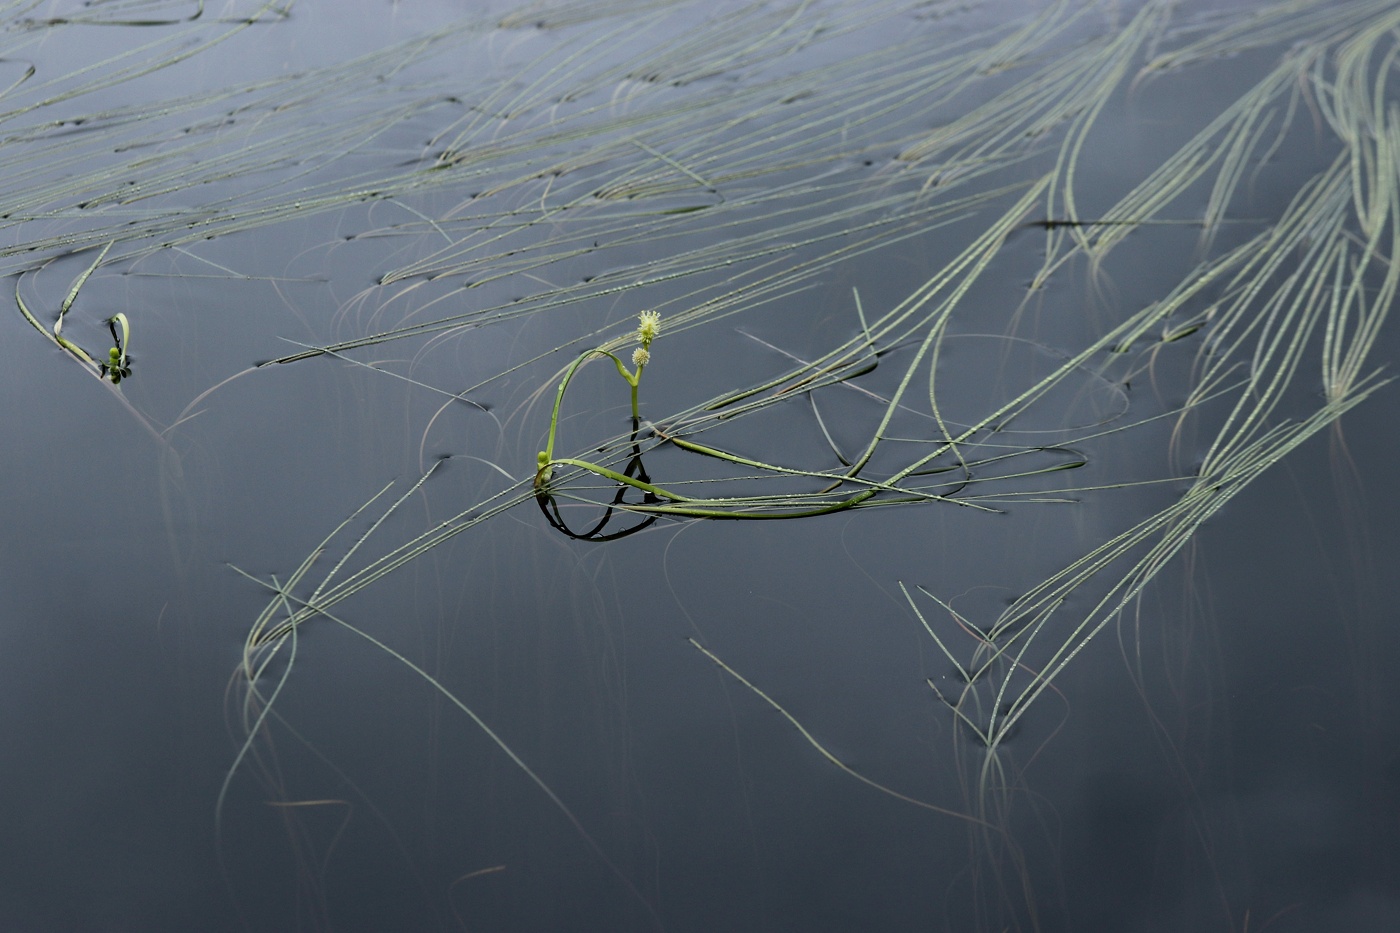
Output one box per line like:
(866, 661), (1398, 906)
(2, 1), (1398, 930)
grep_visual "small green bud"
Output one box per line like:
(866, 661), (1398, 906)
(534, 451), (553, 489)
(109, 347), (121, 361)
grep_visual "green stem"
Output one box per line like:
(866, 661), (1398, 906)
(551, 458), (690, 502)
(627, 490), (880, 520)
(15, 277), (98, 368)
(549, 454), (926, 520)
(542, 348), (633, 463)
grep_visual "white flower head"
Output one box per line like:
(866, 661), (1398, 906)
(631, 346), (651, 369)
(636, 310), (660, 348)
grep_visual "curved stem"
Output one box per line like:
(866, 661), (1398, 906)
(542, 348), (634, 463)
(16, 276), (98, 369)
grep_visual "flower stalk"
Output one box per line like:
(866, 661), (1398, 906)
(536, 311), (660, 488)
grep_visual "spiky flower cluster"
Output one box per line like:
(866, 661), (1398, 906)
(630, 310), (659, 374)
(636, 310), (660, 349)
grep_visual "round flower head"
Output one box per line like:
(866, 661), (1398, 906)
(631, 346), (651, 369)
(636, 310), (660, 348)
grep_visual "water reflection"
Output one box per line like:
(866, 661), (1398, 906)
(536, 418), (661, 541)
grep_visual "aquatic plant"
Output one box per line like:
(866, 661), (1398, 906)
(9, 0), (1399, 930)
(226, 1), (1399, 926)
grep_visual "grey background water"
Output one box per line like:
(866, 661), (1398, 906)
(1, 1), (1398, 931)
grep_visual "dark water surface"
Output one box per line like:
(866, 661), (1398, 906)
(2, 1), (1399, 931)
